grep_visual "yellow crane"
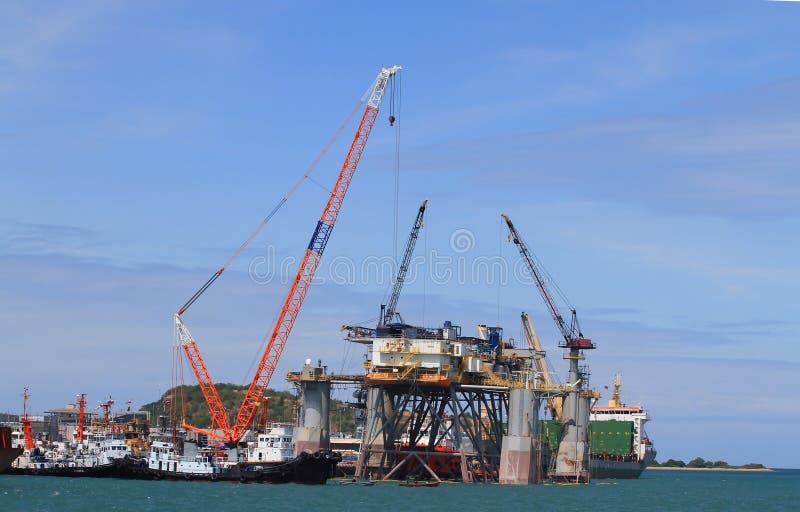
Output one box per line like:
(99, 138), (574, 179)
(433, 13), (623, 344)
(521, 311), (563, 420)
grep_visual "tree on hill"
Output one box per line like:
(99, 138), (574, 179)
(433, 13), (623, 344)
(687, 457), (706, 468)
(139, 384), (355, 434)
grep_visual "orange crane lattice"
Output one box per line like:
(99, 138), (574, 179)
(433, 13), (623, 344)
(176, 65), (401, 444)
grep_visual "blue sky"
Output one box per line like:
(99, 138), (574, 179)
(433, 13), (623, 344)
(1, 1), (799, 467)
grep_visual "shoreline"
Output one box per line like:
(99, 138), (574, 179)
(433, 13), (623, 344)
(648, 466), (774, 473)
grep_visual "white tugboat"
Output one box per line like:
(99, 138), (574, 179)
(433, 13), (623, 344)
(140, 439), (232, 479)
(9, 433), (134, 476)
(238, 423), (341, 483)
(245, 424), (295, 463)
(119, 424), (339, 483)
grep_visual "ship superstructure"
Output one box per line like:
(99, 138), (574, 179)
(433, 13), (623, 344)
(245, 424), (295, 463)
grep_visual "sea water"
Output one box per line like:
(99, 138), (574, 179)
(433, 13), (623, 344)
(1, 469), (798, 512)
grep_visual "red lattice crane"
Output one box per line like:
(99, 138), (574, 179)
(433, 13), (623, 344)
(21, 387), (34, 451)
(97, 397), (115, 427)
(76, 393), (86, 443)
(175, 319), (231, 437)
(176, 65), (401, 444)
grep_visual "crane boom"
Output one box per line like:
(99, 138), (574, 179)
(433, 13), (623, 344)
(228, 65), (402, 442)
(176, 317), (231, 437)
(381, 199), (427, 326)
(501, 214), (595, 350)
(521, 311), (562, 420)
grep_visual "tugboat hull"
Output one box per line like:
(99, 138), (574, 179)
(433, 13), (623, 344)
(117, 450), (341, 484)
(6, 463), (120, 478)
(239, 450), (341, 484)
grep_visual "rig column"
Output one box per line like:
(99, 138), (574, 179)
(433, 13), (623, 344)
(294, 360), (331, 455)
(499, 387), (540, 484)
(554, 351), (591, 482)
(356, 385), (395, 479)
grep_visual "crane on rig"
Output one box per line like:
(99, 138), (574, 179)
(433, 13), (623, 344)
(380, 198), (427, 326)
(503, 213), (595, 482)
(176, 65), (402, 444)
(501, 214), (595, 352)
(520, 311), (562, 420)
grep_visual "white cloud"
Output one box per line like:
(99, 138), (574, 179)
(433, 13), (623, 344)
(383, 78), (800, 222)
(0, 1), (120, 94)
(0, 220), (103, 259)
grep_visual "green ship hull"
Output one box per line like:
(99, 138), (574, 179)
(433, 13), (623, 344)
(540, 419), (655, 480)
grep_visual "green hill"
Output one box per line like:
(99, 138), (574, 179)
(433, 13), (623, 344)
(140, 384), (356, 434)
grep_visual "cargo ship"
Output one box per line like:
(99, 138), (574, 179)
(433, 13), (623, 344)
(0, 426), (23, 472)
(588, 374), (655, 478)
(539, 375), (655, 479)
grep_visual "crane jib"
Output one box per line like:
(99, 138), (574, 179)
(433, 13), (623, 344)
(382, 199), (427, 326)
(502, 212), (596, 351)
(308, 221), (333, 255)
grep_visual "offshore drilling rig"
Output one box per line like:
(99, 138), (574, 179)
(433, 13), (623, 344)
(287, 207), (599, 484)
(164, 61), (601, 484)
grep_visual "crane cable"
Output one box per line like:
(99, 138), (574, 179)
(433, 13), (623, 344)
(391, 72), (401, 263)
(382, 73), (403, 307)
(497, 215), (503, 325)
(177, 89), (372, 316)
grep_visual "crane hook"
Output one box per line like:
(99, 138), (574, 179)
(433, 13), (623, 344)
(388, 115), (396, 126)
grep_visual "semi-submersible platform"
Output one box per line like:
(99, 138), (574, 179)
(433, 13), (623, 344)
(159, 65), (651, 485)
(285, 205), (655, 485)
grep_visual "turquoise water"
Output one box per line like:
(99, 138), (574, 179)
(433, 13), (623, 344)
(2, 469), (798, 512)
